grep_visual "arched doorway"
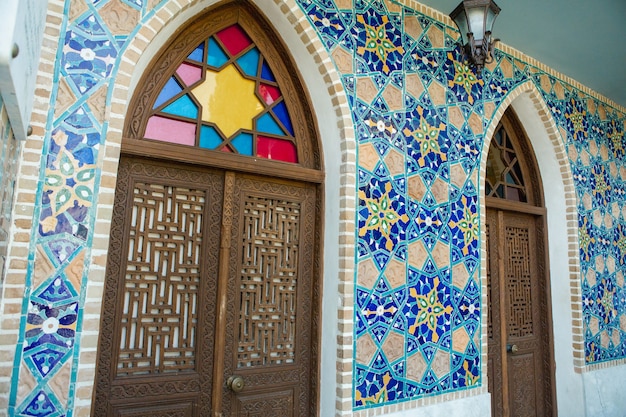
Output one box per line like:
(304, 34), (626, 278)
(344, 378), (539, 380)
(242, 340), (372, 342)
(485, 109), (556, 416)
(92, 2), (323, 416)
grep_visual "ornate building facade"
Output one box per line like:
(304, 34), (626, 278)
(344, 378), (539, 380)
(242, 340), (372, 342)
(0, 0), (625, 416)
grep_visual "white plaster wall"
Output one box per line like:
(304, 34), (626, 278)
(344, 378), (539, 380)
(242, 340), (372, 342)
(512, 93), (586, 416)
(374, 393), (491, 417)
(582, 363), (626, 416)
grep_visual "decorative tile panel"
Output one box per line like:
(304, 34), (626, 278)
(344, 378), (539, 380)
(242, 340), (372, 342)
(299, 0), (626, 411)
(7, 0), (626, 414)
(8, 0), (170, 415)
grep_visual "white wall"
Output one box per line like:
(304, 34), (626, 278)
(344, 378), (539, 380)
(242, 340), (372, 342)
(582, 363), (626, 416)
(374, 393), (491, 417)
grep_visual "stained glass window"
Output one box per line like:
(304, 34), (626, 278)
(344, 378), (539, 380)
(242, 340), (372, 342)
(144, 24), (298, 164)
(485, 122), (527, 202)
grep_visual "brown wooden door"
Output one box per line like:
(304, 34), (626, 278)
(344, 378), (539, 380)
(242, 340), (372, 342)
(487, 207), (552, 417)
(93, 157), (317, 416)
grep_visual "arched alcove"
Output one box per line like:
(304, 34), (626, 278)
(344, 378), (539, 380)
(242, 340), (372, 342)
(84, 0), (356, 415)
(480, 81), (585, 416)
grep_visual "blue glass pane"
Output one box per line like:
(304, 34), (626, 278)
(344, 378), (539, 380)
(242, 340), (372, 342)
(257, 113), (284, 136)
(261, 61), (275, 81)
(232, 132), (253, 155)
(237, 47), (260, 77)
(162, 94), (198, 119)
(199, 125), (223, 149)
(188, 43), (204, 62)
(208, 37), (228, 67)
(273, 101), (294, 136)
(154, 77), (183, 109)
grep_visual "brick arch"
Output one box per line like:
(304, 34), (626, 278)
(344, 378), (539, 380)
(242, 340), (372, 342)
(479, 80), (585, 412)
(86, 0), (356, 414)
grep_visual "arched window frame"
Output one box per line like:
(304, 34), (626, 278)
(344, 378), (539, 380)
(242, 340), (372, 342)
(486, 109), (544, 210)
(123, 2), (323, 183)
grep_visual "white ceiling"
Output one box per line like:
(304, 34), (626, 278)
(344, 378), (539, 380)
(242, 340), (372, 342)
(417, 0), (626, 108)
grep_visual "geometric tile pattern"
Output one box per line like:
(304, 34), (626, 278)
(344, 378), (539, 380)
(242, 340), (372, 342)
(8, 0), (162, 415)
(298, 0), (626, 410)
(8, 0), (626, 414)
(301, 1), (487, 407)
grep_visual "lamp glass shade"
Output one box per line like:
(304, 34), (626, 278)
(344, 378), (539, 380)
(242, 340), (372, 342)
(484, 5), (499, 34)
(450, 4), (469, 44)
(450, 0), (500, 41)
(467, 7), (486, 41)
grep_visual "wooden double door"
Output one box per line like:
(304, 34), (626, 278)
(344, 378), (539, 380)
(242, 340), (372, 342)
(486, 206), (555, 417)
(93, 157), (318, 416)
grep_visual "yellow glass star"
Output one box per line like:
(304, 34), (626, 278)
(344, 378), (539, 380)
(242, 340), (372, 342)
(191, 64), (264, 137)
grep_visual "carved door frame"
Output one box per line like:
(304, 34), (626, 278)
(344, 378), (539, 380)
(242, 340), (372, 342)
(92, 2), (323, 416)
(485, 109), (557, 416)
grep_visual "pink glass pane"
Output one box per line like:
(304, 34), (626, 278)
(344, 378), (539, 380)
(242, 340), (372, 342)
(257, 136), (298, 163)
(221, 146), (233, 153)
(216, 25), (252, 57)
(176, 63), (202, 86)
(145, 115), (196, 145)
(258, 83), (281, 105)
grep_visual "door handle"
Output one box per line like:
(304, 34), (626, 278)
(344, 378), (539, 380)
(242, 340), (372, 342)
(227, 375), (245, 392)
(506, 344), (519, 354)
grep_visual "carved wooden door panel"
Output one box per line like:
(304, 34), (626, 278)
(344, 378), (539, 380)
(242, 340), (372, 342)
(486, 209), (504, 417)
(94, 157), (222, 416)
(487, 208), (549, 417)
(94, 158), (316, 416)
(218, 174), (316, 417)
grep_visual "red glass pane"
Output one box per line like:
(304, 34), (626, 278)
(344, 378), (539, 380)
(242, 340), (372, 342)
(257, 136), (298, 163)
(145, 116), (196, 145)
(216, 25), (252, 57)
(259, 83), (281, 105)
(176, 63), (202, 86)
(221, 146), (233, 153)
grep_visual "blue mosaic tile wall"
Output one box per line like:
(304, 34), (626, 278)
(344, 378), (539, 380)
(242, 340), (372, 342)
(8, 1), (166, 415)
(7, 0), (626, 414)
(297, 0), (626, 410)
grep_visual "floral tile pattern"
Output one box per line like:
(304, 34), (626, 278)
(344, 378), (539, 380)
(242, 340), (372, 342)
(8, 0), (626, 414)
(300, 0), (626, 410)
(9, 0), (169, 415)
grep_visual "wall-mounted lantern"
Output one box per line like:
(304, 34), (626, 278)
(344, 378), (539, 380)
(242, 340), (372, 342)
(450, 0), (501, 71)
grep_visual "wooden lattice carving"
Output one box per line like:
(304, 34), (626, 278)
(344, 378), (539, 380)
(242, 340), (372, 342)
(238, 196), (300, 368)
(93, 158), (223, 416)
(96, 2), (322, 415)
(117, 182), (204, 376)
(505, 225), (534, 339)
